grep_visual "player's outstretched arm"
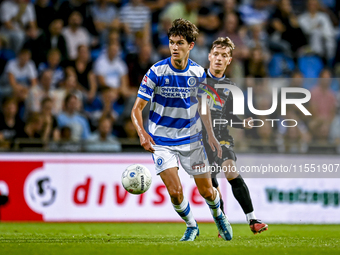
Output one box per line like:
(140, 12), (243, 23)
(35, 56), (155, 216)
(131, 97), (155, 153)
(198, 99), (222, 158)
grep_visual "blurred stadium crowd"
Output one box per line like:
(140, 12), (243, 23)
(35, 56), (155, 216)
(0, 0), (340, 153)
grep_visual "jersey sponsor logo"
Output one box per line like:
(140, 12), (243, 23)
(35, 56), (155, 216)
(223, 88), (230, 96)
(159, 87), (196, 98)
(165, 78), (169, 84)
(192, 162), (205, 170)
(143, 75), (148, 84)
(188, 77), (197, 87)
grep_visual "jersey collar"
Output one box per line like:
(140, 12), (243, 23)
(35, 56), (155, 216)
(208, 69), (225, 81)
(168, 57), (190, 73)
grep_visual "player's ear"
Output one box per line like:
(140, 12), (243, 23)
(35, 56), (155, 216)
(189, 42), (195, 50)
(227, 57), (233, 65)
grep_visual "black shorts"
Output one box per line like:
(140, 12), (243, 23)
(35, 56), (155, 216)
(206, 144), (237, 167)
(208, 145), (237, 188)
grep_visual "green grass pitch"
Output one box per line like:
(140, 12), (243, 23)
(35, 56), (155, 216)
(0, 223), (339, 255)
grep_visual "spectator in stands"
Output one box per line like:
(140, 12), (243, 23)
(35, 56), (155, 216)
(126, 43), (154, 94)
(0, 35), (15, 77)
(0, 0), (37, 53)
(60, 126), (72, 142)
(85, 117), (121, 152)
(154, 17), (171, 59)
(197, 0), (223, 45)
(255, 117), (275, 148)
(298, 0), (336, 64)
(5, 49), (38, 102)
(57, 94), (91, 141)
(238, 0), (271, 26)
(121, 117), (138, 140)
(120, 0), (151, 44)
(38, 49), (64, 89)
(22, 24), (42, 66)
(309, 69), (337, 122)
(57, 0), (97, 37)
(34, 0), (56, 32)
(309, 69), (337, 142)
(26, 69), (55, 114)
(244, 47), (267, 77)
(84, 87), (119, 130)
(62, 11), (91, 60)
(66, 45), (97, 102)
(94, 42), (130, 97)
(36, 19), (68, 64)
(267, 0), (307, 56)
(161, 0), (199, 25)
(15, 112), (44, 149)
(277, 71), (309, 121)
(277, 107), (311, 153)
(190, 33), (209, 68)
(40, 97), (60, 142)
(244, 24), (269, 55)
(91, 0), (119, 45)
(53, 72), (83, 115)
(217, 13), (249, 60)
(0, 97), (24, 148)
(223, 0), (243, 25)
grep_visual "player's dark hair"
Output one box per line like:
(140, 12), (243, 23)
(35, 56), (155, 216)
(168, 18), (199, 44)
(210, 37), (235, 56)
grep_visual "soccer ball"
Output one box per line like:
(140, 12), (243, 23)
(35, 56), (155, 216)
(121, 164), (152, 194)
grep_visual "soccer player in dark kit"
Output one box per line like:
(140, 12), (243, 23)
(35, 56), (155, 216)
(201, 37), (268, 235)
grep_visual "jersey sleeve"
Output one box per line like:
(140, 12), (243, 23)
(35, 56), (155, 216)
(197, 70), (207, 98)
(137, 67), (157, 101)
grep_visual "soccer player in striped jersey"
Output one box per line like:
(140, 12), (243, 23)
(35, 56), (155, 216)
(131, 19), (233, 241)
(202, 37), (268, 235)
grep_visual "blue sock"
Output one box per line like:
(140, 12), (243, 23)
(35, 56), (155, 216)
(172, 197), (196, 227)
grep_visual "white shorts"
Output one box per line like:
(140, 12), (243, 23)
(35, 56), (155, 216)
(152, 141), (209, 176)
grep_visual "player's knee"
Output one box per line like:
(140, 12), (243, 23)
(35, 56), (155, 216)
(168, 186), (183, 200)
(199, 187), (214, 201)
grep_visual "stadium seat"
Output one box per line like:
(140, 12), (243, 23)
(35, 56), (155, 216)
(268, 53), (295, 78)
(298, 55), (324, 79)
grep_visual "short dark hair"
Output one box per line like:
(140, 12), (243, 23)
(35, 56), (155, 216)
(168, 18), (199, 44)
(47, 48), (61, 58)
(64, 94), (77, 106)
(210, 37), (235, 56)
(1, 97), (17, 108)
(19, 48), (31, 56)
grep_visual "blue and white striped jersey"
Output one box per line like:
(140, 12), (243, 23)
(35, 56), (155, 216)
(137, 57), (206, 146)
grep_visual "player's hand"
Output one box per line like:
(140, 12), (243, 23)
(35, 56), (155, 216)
(244, 117), (254, 130)
(139, 131), (155, 153)
(208, 135), (222, 159)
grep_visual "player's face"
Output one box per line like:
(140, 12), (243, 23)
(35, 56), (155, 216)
(169, 36), (194, 62)
(208, 46), (232, 73)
